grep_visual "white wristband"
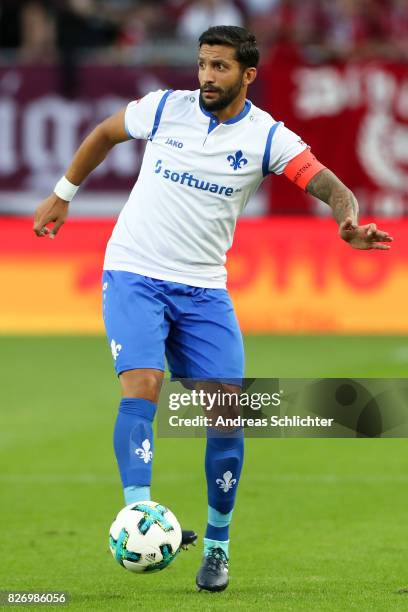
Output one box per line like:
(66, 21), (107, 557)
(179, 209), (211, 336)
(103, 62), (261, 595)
(54, 176), (79, 202)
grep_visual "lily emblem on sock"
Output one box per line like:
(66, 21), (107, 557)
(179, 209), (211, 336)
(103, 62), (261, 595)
(216, 471), (237, 493)
(135, 439), (153, 463)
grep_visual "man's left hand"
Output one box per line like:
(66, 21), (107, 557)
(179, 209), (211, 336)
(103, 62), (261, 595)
(339, 217), (393, 250)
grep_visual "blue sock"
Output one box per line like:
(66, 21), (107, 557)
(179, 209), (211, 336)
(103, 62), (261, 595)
(204, 428), (244, 558)
(113, 398), (157, 504)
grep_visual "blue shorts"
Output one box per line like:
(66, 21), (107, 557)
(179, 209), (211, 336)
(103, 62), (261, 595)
(102, 271), (244, 382)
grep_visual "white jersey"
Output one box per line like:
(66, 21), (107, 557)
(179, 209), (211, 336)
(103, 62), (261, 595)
(103, 88), (306, 288)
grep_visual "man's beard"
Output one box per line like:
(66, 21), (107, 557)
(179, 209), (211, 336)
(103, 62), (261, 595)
(199, 77), (243, 112)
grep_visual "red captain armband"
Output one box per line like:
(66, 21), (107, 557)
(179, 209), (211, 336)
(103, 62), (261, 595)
(283, 148), (326, 191)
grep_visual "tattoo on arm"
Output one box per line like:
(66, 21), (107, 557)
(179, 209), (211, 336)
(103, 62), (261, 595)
(306, 169), (358, 225)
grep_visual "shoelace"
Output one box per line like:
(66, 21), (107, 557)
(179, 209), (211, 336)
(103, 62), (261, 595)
(206, 548), (228, 573)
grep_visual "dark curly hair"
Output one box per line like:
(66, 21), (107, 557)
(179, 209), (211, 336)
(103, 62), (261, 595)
(199, 25), (260, 69)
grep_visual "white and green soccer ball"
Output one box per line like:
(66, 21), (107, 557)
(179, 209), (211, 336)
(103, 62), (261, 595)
(109, 501), (182, 573)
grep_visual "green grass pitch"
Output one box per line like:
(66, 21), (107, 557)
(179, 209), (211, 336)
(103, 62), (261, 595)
(2, 335), (408, 611)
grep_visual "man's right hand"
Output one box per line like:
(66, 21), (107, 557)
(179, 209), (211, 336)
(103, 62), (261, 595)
(33, 194), (69, 239)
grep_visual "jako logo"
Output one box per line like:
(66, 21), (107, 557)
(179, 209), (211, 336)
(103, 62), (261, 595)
(227, 150), (248, 171)
(165, 137), (183, 148)
(154, 159), (234, 197)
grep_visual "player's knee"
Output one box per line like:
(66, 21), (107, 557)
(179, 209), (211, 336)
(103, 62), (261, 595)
(215, 383), (242, 422)
(119, 369), (163, 403)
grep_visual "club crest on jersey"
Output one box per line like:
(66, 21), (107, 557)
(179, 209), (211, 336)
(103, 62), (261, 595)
(165, 137), (183, 148)
(227, 150), (248, 171)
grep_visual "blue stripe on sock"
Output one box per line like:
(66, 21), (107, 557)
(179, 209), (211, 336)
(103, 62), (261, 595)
(204, 538), (229, 559)
(205, 524), (229, 540)
(124, 485), (151, 504)
(208, 506), (233, 527)
(206, 505), (233, 541)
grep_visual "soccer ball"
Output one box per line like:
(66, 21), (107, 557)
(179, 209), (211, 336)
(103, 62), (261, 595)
(109, 500), (182, 573)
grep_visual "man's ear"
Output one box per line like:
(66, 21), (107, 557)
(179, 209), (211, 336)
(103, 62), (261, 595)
(243, 67), (257, 86)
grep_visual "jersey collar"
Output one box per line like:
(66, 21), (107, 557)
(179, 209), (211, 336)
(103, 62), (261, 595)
(197, 94), (252, 131)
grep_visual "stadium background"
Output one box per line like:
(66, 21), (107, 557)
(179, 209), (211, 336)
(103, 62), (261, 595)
(2, 1), (408, 610)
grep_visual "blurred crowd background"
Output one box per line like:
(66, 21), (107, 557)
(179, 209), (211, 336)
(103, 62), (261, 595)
(0, 0), (407, 333)
(1, 0), (407, 65)
(0, 0), (407, 219)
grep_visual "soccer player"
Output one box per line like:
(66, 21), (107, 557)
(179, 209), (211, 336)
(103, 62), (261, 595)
(33, 26), (392, 592)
